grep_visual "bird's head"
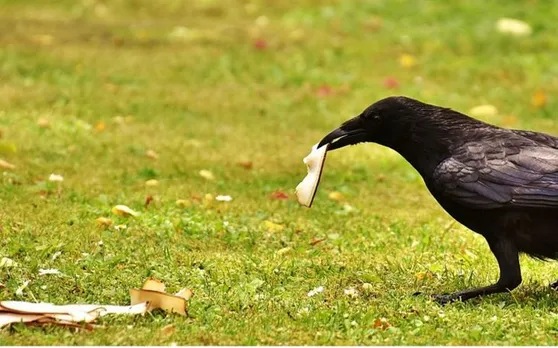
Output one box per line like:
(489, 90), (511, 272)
(318, 96), (423, 151)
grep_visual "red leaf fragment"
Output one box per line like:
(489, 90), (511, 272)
(269, 191), (289, 200)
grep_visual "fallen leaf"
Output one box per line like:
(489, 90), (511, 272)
(237, 161), (253, 169)
(532, 90), (547, 108)
(96, 217), (113, 227)
(328, 191), (344, 201)
(253, 39), (268, 50)
(146, 149), (159, 160)
(269, 191), (289, 200)
(161, 324), (176, 336)
(0, 159), (15, 170)
(48, 174), (64, 182)
(496, 18), (532, 36)
(215, 195), (232, 202)
(315, 85), (334, 97)
(383, 77), (399, 89)
(94, 122), (105, 132)
(145, 179), (159, 187)
(199, 169), (215, 181)
(469, 104), (498, 118)
(398, 54), (416, 68)
(112, 205), (140, 217)
(263, 220), (284, 232)
(145, 195), (154, 207)
(373, 317), (391, 330)
(310, 237), (326, 246)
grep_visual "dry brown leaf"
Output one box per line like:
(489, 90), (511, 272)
(310, 237), (326, 246)
(0, 159), (15, 170)
(237, 161), (253, 169)
(269, 191), (289, 200)
(373, 317), (391, 330)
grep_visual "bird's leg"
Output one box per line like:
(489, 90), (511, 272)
(433, 237), (521, 304)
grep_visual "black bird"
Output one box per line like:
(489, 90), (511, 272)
(318, 96), (558, 304)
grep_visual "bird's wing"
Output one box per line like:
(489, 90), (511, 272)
(433, 141), (558, 209)
(513, 130), (558, 149)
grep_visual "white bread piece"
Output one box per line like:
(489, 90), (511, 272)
(295, 143), (328, 207)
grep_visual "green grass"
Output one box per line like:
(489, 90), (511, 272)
(1, 0), (558, 345)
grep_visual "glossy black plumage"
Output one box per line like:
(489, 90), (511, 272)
(318, 96), (558, 303)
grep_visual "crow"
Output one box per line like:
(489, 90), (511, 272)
(317, 96), (558, 304)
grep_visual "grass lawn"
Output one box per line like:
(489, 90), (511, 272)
(1, 0), (558, 345)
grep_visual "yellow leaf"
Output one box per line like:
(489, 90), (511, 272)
(532, 90), (547, 108)
(398, 54), (416, 68)
(0, 159), (15, 170)
(112, 205), (140, 217)
(145, 179), (159, 187)
(328, 191), (344, 201)
(146, 149), (158, 160)
(199, 169), (215, 181)
(263, 220), (284, 232)
(37, 118), (50, 128)
(95, 121), (105, 131)
(96, 217), (113, 227)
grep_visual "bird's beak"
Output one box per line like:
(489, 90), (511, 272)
(317, 117), (368, 151)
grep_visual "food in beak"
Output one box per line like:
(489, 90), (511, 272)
(295, 143), (329, 207)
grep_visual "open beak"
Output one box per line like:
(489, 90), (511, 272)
(317, 117), (368, 151)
